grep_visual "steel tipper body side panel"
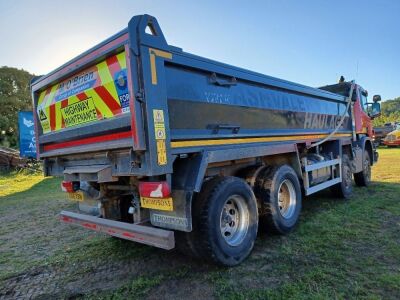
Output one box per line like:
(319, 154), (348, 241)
(159, 50), (352, 151)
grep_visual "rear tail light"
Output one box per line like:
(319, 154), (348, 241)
(138, 181), (171, 198)
(61, 181), (79, 192)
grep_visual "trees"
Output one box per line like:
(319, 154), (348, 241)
(373, 97), (400, 127)
(0, 67), (34, 148)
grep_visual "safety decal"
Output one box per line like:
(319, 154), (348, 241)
(38, 108), (50, 132)
(153, 109), (167, 165)
(114, 69), (130, 113)
(61, 97), (97, 128)
(36, 51), (129, 133)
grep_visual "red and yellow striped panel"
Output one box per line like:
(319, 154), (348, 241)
(36, 51), (130, 133)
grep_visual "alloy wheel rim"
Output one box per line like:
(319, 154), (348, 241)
(278, 179), (296, 219)
(220, 195), (250, 246)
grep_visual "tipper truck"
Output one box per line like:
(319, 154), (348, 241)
(31, 15), (381, 266)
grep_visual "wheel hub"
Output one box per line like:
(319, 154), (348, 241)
(220, 195), (249, 246)
(278, 179), (296, 219)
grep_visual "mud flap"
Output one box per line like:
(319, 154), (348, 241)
(149, 190), (192, 232)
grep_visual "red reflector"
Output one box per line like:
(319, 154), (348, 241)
(61, 181), (74, 193)
(139, 181), (171, 198)
(61, 216), (72, 223)
(122, 232), (136, 239)
(82, 222), (98, 230)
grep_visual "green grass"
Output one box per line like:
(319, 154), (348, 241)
(0, 170), (44, 198)
(0, 173), (144, 282)
(0, 148), (399, 299)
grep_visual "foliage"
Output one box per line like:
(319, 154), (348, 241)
(373, 97), (400, 127)
(0, 67), (34, 148)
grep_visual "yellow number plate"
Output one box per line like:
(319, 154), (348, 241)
(140, 197), (173, 211)
(67, 191), (85, 202)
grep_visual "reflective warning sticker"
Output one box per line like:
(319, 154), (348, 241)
(154, 123), (166, 140)
(156, 140), (167, 165)
(153, 109), (167, 165)
(153, 109), (164, 123)
(36, 51), (130, 133)
(38, 108), (50, 132)
(61, 97), (97, 128)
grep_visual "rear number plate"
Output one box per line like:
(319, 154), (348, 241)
(140, 197), (173, 211)
(67, 191), (84, 202)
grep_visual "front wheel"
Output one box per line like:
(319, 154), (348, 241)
(178, 176), (258, 266)
(354, 151), (371, 187)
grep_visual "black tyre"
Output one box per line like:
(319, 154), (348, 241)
(255, 165), (302, 235)
(178, 176), (258, 266)
(331, 154), (353, 199)
(354, 151), (371, 187)
(175, 177), (221, 258)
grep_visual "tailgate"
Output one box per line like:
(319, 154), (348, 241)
(31, 30), (143, 158)
(37, 52), (129, 134)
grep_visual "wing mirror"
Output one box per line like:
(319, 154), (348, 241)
(370, 102), (381, 118)
(373, 95), (381, 102)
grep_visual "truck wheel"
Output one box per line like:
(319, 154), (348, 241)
(256, 165), (302, 235)
(187, 176), (258, 266)
(175, 177), (222, 259)
(331, 154), (353, 199)
(354, 151), (371, 187)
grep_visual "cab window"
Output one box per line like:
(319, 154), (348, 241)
(360, 91), (369, 113)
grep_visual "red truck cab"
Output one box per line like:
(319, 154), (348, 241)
(320, 81), (381, 140)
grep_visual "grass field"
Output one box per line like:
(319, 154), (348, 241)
(0, 148), (399, 299)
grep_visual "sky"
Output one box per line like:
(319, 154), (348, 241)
(0, 0), (399, 100)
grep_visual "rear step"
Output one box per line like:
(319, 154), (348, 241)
(60, 211), (175, 250)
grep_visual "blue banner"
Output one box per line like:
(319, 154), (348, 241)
(18, 111), (37, 158)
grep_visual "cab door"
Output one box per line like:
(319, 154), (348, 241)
(354, 88), (373, 137)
